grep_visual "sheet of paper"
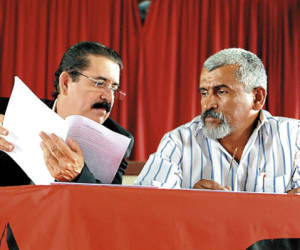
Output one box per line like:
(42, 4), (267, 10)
(3, 77), (68, 184)
(65, 115), (131, 183)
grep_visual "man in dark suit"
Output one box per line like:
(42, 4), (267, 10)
(0, 41), (133, 186)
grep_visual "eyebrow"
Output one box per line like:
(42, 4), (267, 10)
(198, 84), (230, 91)
(94, 75), (119, 85)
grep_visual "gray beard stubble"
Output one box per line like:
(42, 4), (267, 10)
(201, 109), (231, 139)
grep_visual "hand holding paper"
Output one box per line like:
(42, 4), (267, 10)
(0, 114), (14, 152)
(2, 76), (130, 184)
(39, 132), (84, 181)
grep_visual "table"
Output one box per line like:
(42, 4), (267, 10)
(0, 185), (300, 249)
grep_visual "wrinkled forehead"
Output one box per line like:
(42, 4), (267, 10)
(199, 64), (241, 87)
(86, 55), (121, 83)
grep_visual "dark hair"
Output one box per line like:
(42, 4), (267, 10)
(52, 41), (123, 98)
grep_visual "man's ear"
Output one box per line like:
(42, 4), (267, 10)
(252, 87), (266, 110)
(58, 71), (72, 95)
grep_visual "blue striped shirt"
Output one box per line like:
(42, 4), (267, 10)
(135, 111), (300, 193)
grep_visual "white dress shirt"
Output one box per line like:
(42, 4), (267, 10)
(135, 110), (300, 193)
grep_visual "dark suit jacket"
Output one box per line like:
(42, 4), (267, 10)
(0, 97), (134, 186)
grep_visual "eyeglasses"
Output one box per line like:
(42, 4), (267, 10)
(71, 71), (126, 100)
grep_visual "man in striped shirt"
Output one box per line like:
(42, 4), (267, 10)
(135, 48), (300, 194)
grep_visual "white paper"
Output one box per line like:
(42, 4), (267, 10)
(65, 115), (130, 183)
(3, 77), (67, 184)
(2, 76), (130, 184)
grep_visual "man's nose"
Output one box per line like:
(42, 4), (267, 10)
(202, 93), (218, 110)
(99, 87), (114, 102)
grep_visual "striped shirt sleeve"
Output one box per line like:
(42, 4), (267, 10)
(134, 132), (183, 188)
(291, 125), (300, 189)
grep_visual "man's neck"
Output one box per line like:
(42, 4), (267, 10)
(219, 113), (260, 162)
(55, 97), (68, 119)
(52, 99), (58, 112)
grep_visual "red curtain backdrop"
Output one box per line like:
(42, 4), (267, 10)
(0, 0), (299, 161)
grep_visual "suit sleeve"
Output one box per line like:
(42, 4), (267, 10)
(111, 158), (128, 184)
(71, 164), (101, 184)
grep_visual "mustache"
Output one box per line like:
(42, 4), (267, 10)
(202, 109), (226, 122)
(91, 101), (112, 113)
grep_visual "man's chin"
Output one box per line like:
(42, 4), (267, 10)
(204, 118), (221, 127)
(94, 114), (108, 124)
(204, 122), (220, 129)
(202, 124), (231, 140)
(90, 109), (109, 124)
(98, 117), (108, 124)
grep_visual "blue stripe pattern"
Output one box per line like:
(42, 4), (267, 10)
(135, 111), (300, 193)
(287, 123), (293, 176)
(219, 150), (223, 186)
(243, 153), (250, 191)
(206, 138), (214, 180)
(189, 128), (193, 188)
(276, 120), (286, 175)
(269, 124), (276, 193)
(253, 134), (261, 192)
(200, 151), (204, 179)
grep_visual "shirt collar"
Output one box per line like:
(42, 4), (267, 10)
(52, 99), (57, 112)
(257, 109), (272, 129)
(194, 115), (204, 138)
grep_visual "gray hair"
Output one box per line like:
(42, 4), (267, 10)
(203, 48), (267, 92)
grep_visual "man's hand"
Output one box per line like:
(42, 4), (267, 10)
(287, 187), (300, 194)
(39, 132), (84, 182)
(0, 114), (14, 152)
(193, 179), (231, 191)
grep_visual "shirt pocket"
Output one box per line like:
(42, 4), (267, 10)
(256, 173), (291, 193)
